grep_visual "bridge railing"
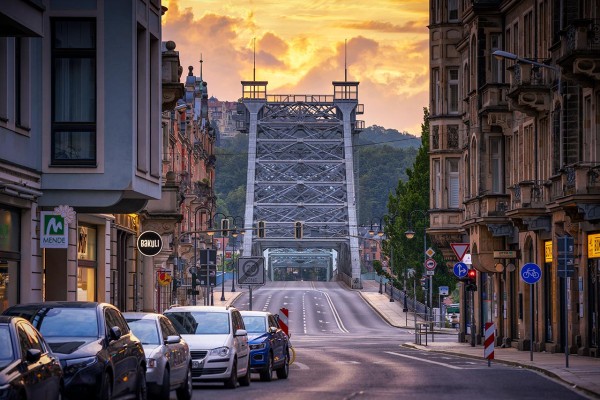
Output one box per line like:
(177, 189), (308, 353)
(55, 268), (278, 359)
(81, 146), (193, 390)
(267, 94), (335, 103)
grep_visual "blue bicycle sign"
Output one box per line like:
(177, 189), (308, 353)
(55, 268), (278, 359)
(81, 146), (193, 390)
(453, 262), (468, 278)
(521, 263), (542, 284)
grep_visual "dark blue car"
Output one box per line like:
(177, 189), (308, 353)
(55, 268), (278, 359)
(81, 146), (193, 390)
(240, 311), (290, 381)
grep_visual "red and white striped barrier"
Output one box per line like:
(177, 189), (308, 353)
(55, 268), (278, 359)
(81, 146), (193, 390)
(484, 322), (495, 362)
(279, 307), (289, 336)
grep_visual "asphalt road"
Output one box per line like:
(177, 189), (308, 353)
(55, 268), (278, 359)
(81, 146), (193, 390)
(176, 281), (590, 400)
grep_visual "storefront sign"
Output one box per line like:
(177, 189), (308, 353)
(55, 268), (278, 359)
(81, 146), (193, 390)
(493, 250), (517, 258)
(137, 231), (163, 256)
(40, 212), (68, 249)
(588, 233), (600, 259)
(545, 241), (552, 263)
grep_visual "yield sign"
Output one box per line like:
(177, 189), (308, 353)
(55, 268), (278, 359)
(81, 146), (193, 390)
(451, 243), (470, 261)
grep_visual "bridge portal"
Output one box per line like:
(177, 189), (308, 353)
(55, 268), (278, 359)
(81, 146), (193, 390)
(236, 81), (364, 288)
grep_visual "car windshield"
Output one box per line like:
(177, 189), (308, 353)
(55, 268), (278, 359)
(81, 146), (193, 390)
(0, 326), (15, 368)
(166, 311), (230, 335)
(242, 316), (266, 333)
(34, 308), (98, 337)
(126, 319), (160, 345)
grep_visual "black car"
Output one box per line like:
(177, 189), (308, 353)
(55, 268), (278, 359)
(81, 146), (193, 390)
(0, 315), (63, 399)
(3, 302), (147, 400)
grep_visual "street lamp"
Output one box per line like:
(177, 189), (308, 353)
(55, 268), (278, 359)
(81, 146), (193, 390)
(405, 209), (429, 331)
(368, 218), (385, 294)
(189, 205), (213, 306)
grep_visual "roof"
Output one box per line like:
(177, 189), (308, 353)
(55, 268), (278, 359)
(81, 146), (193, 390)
(122, 312), (162, 320)
(239, 310), (271, 317)
(164, 305), (232, 313)
(5, 301), (103, 309)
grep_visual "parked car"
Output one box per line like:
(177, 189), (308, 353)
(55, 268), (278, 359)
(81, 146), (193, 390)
(123, 312), (192, 400)
(0, 315), (63, 399)
(3, 302), (147, 400)
(164, 306), (251, 388)
(240, 310), (290, 381)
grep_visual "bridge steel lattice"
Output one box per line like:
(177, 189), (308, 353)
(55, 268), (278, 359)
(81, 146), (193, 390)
(237, 81), (365, 288)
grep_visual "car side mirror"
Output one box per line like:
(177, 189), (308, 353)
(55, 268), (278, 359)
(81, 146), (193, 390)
(165, 335), (181, 345)
(234, 329), (247, 337)
(25, 348), (41, 363)
(268, 326), (278, 334)
(109, 326), (122, 341)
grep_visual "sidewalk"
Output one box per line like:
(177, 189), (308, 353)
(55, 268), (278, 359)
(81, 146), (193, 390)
(359, 279), (600, 399)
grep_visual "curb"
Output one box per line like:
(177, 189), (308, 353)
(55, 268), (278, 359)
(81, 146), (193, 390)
(401, 343), (600, 399)
(357, 291), (410, 329)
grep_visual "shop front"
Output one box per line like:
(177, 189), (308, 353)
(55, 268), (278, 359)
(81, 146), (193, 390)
(0, 206), (20, 313)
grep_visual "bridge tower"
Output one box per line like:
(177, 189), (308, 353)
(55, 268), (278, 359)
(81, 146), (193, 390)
(236, 81), (365, 288)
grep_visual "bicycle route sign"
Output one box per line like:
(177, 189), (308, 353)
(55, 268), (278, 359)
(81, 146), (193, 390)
(237, 256), (266, 286)
(520, 262), (542, 284)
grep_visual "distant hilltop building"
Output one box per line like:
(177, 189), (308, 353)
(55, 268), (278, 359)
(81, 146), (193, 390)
(208, 97), (240, 139)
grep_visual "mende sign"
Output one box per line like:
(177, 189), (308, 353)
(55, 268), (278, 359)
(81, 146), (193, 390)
(137, 230), (163, 256)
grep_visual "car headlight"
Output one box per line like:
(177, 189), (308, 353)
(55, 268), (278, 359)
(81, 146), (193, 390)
(249, 342), (266, 350)
(210, 347), (231, 357)
(147, 358), (157, 368)
(64, 356), (98, 376)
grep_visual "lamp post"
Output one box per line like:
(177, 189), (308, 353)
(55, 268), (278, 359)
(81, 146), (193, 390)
(493, 49), (564, 364)
(231, 216), (244, 292)
(369, 218), (392, 300)
(405, 209), (430, 329)
(190, 205), (213, 306)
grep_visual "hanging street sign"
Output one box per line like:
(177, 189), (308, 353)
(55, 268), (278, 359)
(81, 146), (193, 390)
(40, 212), (68, 249)
(424, 258), (437, 271)
(137, 231), (163, 257)
(450, 243), (470, 261)
(521, 262), (542, 285)
(493, 250), (517, 258)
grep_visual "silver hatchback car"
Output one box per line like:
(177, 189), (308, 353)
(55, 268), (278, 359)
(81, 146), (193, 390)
(123, 312), (193, 400)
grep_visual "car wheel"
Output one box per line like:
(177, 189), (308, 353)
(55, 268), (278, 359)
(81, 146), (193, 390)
(157, 368), (170, 400)
(275, 349), (289, 379)
(136, 366), (148, 400)
(223, 359), (238, 389)
(238, 359), (251, 387)
(99, 372), (112, 400)
(175, 364), (193, 400)
(259, 353), (273, 382)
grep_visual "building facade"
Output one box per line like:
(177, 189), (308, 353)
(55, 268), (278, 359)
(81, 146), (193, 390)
(0, 0), (189, 313)
(428, 0), (600, 357)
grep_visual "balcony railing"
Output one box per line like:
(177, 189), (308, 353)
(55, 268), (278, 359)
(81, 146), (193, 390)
(509, 180), (548, 210)
(464, 194), (510, 220)
(549, 163), (600, 200)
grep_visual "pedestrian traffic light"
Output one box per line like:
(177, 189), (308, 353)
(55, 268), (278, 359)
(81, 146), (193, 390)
(466, 268), (477, 291)
(294, 221), (303, 239)
(221, 218), (229, 237)
(257, 220), (266, 238)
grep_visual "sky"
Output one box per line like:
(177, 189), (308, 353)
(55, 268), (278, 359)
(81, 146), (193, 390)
(162, 0), (430, 135)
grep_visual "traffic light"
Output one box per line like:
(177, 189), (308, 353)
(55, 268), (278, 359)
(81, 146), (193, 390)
(191, 272), (198, 289)
(294, 221), (303, 239)
(221, 218), (229, 237)
(466, 268), (477, 291)
(420, 276), (429, 289)
(257, 220), (266, 238)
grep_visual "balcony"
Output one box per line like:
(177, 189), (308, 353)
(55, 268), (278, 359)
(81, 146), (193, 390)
(506, 63), (552, 116)
(464, 194), (511, 222)
(557, 19), (600, 85)
(549, 163), (600, 202)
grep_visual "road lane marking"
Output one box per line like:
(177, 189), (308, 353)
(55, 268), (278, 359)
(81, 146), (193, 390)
(320, 290), (349, 333)
(384, 351), (464, 369)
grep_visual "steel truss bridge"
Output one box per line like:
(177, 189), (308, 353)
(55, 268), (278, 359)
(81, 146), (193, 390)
(237, 80), (365, 288)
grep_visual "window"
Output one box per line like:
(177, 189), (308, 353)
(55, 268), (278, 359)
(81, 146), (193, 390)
(448, 0), (458, 22)
(432, 68), (440, 115)
(447, 158), (459, 208)
(51, 19), (97, 165)
(524, 11), (533, 58)
(490, 34), (502, 83)
(433, 159), (441, 208)
(448, 68), (459, 114)
(490, 137), (504, 193)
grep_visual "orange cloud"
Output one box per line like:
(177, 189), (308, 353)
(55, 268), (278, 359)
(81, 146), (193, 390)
(163, 0), (430, 134)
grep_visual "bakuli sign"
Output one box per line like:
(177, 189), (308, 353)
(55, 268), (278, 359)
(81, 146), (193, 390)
(40, 212), (68, 249)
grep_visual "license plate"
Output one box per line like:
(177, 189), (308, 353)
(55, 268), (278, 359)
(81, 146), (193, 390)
(192, 360), (203, 369)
